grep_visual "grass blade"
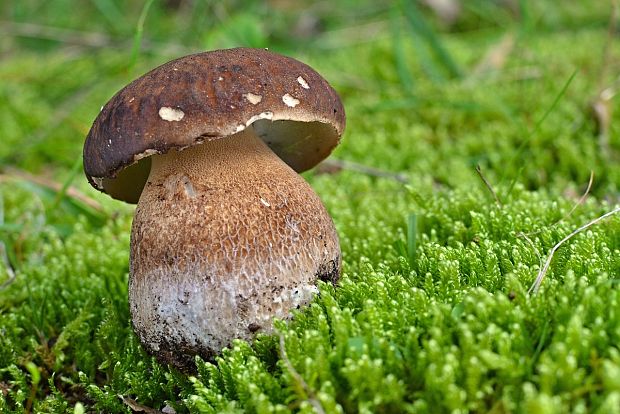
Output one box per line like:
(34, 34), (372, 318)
(391, 5), (415, 94)
(89, 0), (128, 33)
(129, 0), (156, 69)
(50, 155), (84, 212)
(401, 0), (463, 79)
(502, 69), (578, 198)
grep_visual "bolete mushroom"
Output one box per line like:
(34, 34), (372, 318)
(83, 48), (345, 369)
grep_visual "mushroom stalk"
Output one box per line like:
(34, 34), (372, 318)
(128, 127), (340, 368)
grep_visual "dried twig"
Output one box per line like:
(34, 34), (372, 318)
(119, 395), (168, 414)
(279, 333), (326, 414)
(528, 205), (620, 294)
(518, 172), (594, 283)
(0, 21), (111, 47)
(560, 172), (594, 221)
(0, 168), (103, 213)
(315, 159), (408, 184)
(0, 21), (194, 55)
(475, 165), (502, 206)
(519, 171), (594, 238)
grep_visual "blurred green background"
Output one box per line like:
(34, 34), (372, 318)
(1, 0), (614, 184)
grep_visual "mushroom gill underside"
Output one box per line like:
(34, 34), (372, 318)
(128, 127), (340, 369)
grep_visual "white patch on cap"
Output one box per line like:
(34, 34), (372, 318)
(243, 93), (262, 105)
(133, 148), (159, 162)
(91, 176), (104, 190)
(159, 107), (185, 122)
(245, 111), (273, 125)
(297, 76), (310, 89)
(236, 111), (274, 133)
(282, 94), (300, 107)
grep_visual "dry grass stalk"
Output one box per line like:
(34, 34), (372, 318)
(0, 168), (103, 213)
(279, 333), (326, 414)
(316, 159), (408, 184)
(529, 205), (620, 294)
(475, 165), (502, 206)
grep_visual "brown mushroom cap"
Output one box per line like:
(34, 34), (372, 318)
(83, 47), (345, 203)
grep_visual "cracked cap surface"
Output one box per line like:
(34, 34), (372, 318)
(83, 47), (345, 203)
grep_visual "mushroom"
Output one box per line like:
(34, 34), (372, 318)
(83, 48), (345, 369)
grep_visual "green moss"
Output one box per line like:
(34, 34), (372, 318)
(1, 1), (620, 412)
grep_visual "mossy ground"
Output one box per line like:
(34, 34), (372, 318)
(1, 1), (620, 413)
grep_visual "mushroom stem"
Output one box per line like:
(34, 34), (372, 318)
(128, 126), (340, 369)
